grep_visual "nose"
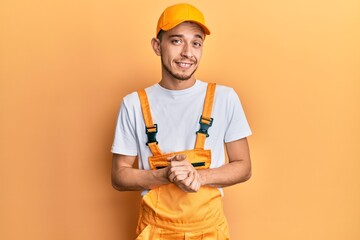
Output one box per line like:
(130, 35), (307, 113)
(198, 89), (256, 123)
(180, 43), (193, 59)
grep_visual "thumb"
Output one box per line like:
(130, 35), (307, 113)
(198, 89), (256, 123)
(167, 154), (187, 162)
(175, 154), (187, 161)
(167, 154), (186, 161)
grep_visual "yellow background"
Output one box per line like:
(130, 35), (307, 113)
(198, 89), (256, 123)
(1, 0), (359, 239)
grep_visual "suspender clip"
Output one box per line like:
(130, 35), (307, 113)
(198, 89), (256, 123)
(146, 124), (158, 145)
(196, 116), (213, 138)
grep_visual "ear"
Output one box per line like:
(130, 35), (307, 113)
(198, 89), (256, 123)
(151, 37), (161, 56)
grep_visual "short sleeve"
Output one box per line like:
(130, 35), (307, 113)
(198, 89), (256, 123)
(111, 100), (138, 156)
(224, 89), (252, 143)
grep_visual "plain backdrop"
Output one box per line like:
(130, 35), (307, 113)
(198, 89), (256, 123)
(1, 0), (359, 239)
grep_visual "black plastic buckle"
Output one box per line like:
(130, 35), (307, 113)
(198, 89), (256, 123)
(196, 116), (213, 137)
(146, 124), (158, 145)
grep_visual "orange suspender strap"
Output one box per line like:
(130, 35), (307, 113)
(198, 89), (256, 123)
(137, 90), (163, 156)
(195, 83), (216, 150)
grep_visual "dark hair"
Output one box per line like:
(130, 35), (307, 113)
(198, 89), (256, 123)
(157, 30), (165, 41)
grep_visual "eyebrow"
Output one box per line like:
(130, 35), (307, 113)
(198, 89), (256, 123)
(168, 34), (204, 41)
(194, 34), (204, 41)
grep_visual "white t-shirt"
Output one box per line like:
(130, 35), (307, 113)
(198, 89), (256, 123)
(111, 80), (252, 193)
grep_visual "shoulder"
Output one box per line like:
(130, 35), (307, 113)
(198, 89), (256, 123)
(215, 83), (235, 95)
(213, 83), (239, 102)
(122, 84), (158, 109)
(122, 91), (140, 110)
(197, 80), (234, 95)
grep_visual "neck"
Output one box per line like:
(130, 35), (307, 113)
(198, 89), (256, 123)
(159, 70), (197, 90)
(159, 78), (196, 90)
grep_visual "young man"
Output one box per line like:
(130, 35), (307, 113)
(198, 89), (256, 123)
(111, 3), (252, 239)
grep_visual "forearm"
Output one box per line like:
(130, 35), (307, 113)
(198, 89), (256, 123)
(112, 166), (170, 191)
(199, 160), (251, 188)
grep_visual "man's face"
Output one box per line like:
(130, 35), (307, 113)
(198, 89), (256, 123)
(158, 22), (205, 81)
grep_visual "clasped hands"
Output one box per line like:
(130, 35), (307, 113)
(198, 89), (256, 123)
(166, 154), (203, 192)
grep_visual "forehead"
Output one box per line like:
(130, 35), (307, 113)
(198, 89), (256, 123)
(165, 22), (205, 38)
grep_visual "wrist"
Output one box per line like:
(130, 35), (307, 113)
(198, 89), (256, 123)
(155, 167), (170, 184)
(198, 169), (207, 186)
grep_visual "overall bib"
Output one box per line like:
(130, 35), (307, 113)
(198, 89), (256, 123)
(136, 83), (230, 240)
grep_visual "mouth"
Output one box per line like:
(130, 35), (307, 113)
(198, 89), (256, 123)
(175, 61), (194, 69)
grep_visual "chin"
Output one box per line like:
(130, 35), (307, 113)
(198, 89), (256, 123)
(172, 73), (193, 81)
(163, 62), (198, 81)
(174, 69), (198, 81)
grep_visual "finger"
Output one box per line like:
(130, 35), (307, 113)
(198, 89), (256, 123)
(190, 179), (198, 192)
(175, 154), (187, 161)
(174, 173), (189, 182)
(196, 181), (200, 191)
(169, 169), (190, 178)
(167, 154), (186, 162)
(170, 160), (192, 168)
(169, 169), (190, 182)
(189, 174), (198, 190)
(190, 172), (202, 192)
(167, 155), (176, 161)
(168, 173), (175, 182)
(168, 172), (175, 182)
(181, 171), (195, 186)
(170, 166), (192, 174)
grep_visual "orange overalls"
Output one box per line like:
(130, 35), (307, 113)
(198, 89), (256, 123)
(136, 83), (230, 240)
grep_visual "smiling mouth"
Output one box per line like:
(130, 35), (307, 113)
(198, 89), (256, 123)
(175, 61), (194, 69)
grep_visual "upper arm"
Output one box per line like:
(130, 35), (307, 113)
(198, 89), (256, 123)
(225, 138), (252, 180)
(112, 154), (137, 171)
(111, 154), (138, 190)
(225, 137), (251, 164)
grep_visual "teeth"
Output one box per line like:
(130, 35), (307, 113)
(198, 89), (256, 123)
(178, 62), (191, 68)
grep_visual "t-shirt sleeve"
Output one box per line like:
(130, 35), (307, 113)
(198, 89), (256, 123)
(224, 88), (252, 143)
(111, 100), (138, 156)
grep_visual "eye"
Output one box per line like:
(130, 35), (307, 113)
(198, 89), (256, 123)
(193, 41), (202, 47)
(171, 39), (182, 45)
